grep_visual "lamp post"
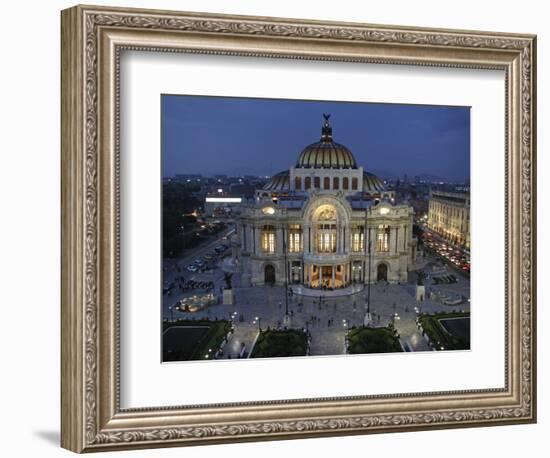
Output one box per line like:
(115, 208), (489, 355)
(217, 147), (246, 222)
(282, 226), (290, 324)
(169, 306), (174, 322)
(254, 316), (262, 332)
(391, 312), (400, 329)
(364, 206), (373, 327)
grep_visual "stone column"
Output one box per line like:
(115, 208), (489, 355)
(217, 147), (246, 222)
(277, 226), (284, 254)
(332, 266), (336, 288)
(343, 227), (346, 253)
(254, 227), (260, 255)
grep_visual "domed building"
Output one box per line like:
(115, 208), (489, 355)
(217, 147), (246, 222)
(237, 115), (416, 289)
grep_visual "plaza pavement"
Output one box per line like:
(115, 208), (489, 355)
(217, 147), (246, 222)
(162, 252), (470, 359)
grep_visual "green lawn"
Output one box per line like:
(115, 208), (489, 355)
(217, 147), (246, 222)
(347, 326), (403, 354)
(162, 319), (232, 362)
(250, 329), (308, 358)
(418, 312), (470, 350)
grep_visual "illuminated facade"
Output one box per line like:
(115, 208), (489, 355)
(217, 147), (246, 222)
(236, 115), (417, 288)
(427, 190), (470, 249)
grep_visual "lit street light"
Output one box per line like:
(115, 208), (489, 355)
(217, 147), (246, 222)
(253, 316), (262, 332)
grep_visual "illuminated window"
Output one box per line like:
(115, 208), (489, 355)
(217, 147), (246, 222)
(333, 177), (339, 190)
(261, 225), (276, 253)
(288, 224), (303, 253)
(343, 177), (349, 190)
(324, 177), (330, 189)
(295, 176), (302, 190)
(376, 225), (390, 252)
(352, 226), (364, 252)
(316, 224), (337, 253)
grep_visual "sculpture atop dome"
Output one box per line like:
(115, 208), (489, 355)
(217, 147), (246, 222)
(321, 113), (333, 141)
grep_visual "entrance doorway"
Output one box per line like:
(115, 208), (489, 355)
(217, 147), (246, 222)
(321, 266), (333, 289)
(377, 263), (388, 282)
(264, 264), (275, 285)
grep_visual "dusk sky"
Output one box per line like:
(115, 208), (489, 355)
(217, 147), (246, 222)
(161, 95), (470, 182)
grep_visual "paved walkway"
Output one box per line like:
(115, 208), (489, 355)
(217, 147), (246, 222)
(163, 253), (470, 359)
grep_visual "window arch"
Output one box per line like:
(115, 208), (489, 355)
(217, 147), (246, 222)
(352, 177), (358, 190)
(323, 177), (330, 190)
(305, 177), (311, 189)
(333, 177), (339, 190)
(295, 176), (302, 190)
(343, 177), (349, 190)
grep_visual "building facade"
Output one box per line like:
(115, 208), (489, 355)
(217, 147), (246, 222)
(236, 115), (416, 288)
(427, 190), (470, 249)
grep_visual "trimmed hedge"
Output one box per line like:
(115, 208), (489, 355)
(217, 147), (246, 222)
(347, 326), (403, 354)
(250, 329), (308, 358)
(418, 312), (470, 350)
(163, 319), (231, 361)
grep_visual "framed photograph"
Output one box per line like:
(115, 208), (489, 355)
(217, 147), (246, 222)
(61, 4), (537, 453)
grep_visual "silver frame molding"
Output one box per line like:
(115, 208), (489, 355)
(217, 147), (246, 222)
(61, 4), (537, 453)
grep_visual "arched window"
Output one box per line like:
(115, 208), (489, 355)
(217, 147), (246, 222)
(323, 177), (330, 190)
(305, 177), (311, 190)
(295, 176), (302, 190)
(313, 205), (337, 254)
(314, 176), (321, 189)
(333, 177), (339, 190)
(315, 224), (337, 253)
(261, 225), (276, 253)
(352, 177), (358, 190)
(343, 177), (349, 190)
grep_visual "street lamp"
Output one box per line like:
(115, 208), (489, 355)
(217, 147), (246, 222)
(254, 316), (262, 332)
(390, 312), (400, 328)
(282, 226), (290, 324)
(364, 206), (373, 327)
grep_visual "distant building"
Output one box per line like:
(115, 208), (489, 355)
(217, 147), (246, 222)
(236, 115), (416, 288)
(428, 190), (470, 249)
(204, 193), (242, 216)
(175, 173), (203, 182)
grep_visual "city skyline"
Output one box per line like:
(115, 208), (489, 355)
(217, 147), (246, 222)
(162, 94), (470, 182)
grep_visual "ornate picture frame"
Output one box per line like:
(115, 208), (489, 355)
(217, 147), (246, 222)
(61, 4), (536, 453)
